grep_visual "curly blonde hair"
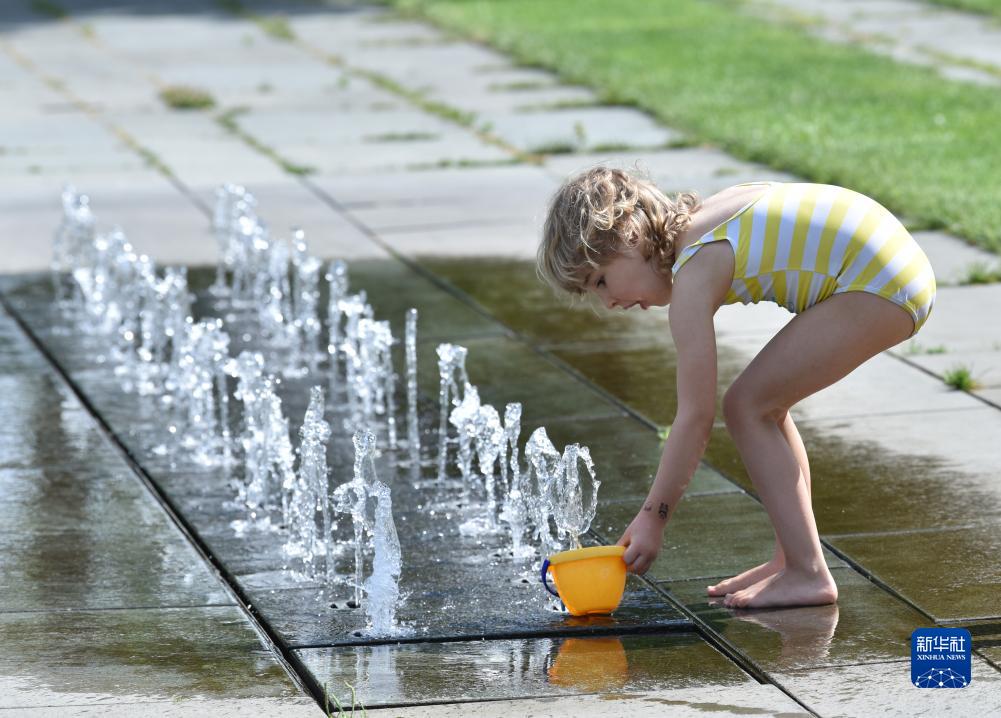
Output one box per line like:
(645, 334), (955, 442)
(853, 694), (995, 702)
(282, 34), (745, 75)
(538, 166), (702, 295)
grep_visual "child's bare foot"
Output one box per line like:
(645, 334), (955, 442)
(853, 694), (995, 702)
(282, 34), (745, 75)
(723, 567), (838, 609)
(706, 558), (783, 597)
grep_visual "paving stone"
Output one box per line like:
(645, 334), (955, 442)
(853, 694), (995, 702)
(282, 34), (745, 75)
(480, 107), (680, 154)
(310, 164), (556, 207)
(702, 406), (1001, 539)
(664, 568), (933, 671)
(1, 699), (320, 717)
(592, 492), (846, 582)
(297, 633), (751, 708)
(0, 178), (199, 272)
(773, 656), (1001, 717)
(0, 606), (303, 708)
(542, 146), (799, 194)
(891, 285), (1001, 355)
(251, 566), (687, 648)
(795, 408), (1001, 534)
(910, 231), (1001, 287)
(0, 520), (231, 611)
(970, 621), (1001, 669)
(348, 186), (553, 233)
(550, 335), (756, 427)
(830, 525), (1001, 622)
(419, 256), (671, 345)
(384, 219), (542, 259)
(901, 348), (1001, 392)
(359, 684), (811, 717)
(0, 466), (156, 534)
(187, 181), (390, 263)
(415, 334), (623, 425)
(239, 108), (509, 173)
(446, 84), (600, 114)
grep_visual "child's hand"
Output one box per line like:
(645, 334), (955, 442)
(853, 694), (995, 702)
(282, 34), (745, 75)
(616, 509), (666, 575)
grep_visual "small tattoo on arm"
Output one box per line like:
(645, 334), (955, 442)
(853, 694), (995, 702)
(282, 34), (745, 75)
(658, 503), (669, 520)
(643, 503), (653, 512)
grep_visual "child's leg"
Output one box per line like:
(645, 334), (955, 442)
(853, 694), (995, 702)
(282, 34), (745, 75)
(720, 291), (914, 609)
(707, 411), (810, 596)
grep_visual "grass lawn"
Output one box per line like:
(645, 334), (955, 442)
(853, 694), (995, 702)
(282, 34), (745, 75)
(925, 0), (1001, 21)
(388, 0), (1001, 254)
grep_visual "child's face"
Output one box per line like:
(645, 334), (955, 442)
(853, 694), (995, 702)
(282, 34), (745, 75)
(585, 245), (671, 311)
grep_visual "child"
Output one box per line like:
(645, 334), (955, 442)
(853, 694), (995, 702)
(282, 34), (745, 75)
(537, 166), (935, 609)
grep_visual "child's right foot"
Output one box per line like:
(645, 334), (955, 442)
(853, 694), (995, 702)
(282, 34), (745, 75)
(707, 559), (783, 596)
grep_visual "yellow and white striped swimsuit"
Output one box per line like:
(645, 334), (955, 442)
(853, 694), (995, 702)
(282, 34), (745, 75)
(672, 181), (936, 336)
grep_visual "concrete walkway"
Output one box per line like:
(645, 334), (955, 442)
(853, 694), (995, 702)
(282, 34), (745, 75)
(1, 1), (1000, 715)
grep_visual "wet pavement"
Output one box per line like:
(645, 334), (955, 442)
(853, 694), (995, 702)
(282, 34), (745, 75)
(2, 0), (1001, 715)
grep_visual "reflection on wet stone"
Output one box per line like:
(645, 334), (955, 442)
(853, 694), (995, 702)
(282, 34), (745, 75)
(663, 569), (934, 672)
(0, 606), (302, 707)
(297, 633), (751, 708)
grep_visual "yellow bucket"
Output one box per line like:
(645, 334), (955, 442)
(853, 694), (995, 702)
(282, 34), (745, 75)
(541, 545), (627, 616)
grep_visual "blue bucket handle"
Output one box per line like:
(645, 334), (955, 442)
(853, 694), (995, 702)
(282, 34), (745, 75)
(540, 559), (560, 598)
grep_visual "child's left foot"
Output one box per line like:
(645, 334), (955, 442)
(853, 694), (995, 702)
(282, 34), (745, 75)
(723, 567), (837, 609)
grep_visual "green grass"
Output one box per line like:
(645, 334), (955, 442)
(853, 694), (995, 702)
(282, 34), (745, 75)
(30, 0), (66, 19)
(528, 140), (578, 155)
(924, 0), (1001, 21)
(406, 157), (524, 170)
(904, 340), (948, 355)
(364, 131), (441, 142)
(388, 0), (1001, 255)
(488, 80), (554, 91)
(959, 261), (1001, 285)
(514, 98), (605, 112)
(942, 365), (979, 391)
(257, 15), (296, 42)
(359, 69), (478, 127)
(159, 85), (216, 111)
(216, 106), (316, 176)
(324, 681), (368, 717)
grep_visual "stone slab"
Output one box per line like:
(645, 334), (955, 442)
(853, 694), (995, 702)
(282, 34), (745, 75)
(0, 605), (304, 708)
(971, 621), (1001, 669)
(830, 525), (1001, 622)
(773, 656), (1001, 717)
(0, 699), (320, 717)
(297, 633), (752, 708)
(480, 107), (680, 154)
(664, 568), (933, 671)
(0, 521), (231, 611)
(911, 230), (1001, 287)
(415, 334), (624, 425)
(592, 492), (847, 582)
(359, 684), (811, 717)
(902, 349), (1001, 391)
(543, 147), (800, 195)
(418, 256), (672, 345)
(251, 569), (688, 649)
(310, 164), (556, 207)
(388, 220), (542, 259)
(892, 285), (1001, 355)
(795, 407), (1001, 535)
(549, 335), (755, 428)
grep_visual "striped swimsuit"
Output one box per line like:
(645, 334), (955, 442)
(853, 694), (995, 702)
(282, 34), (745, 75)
(672, 181), (936, 336)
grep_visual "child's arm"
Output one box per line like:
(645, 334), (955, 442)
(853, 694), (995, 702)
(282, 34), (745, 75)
(617, 249), (728, 574)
